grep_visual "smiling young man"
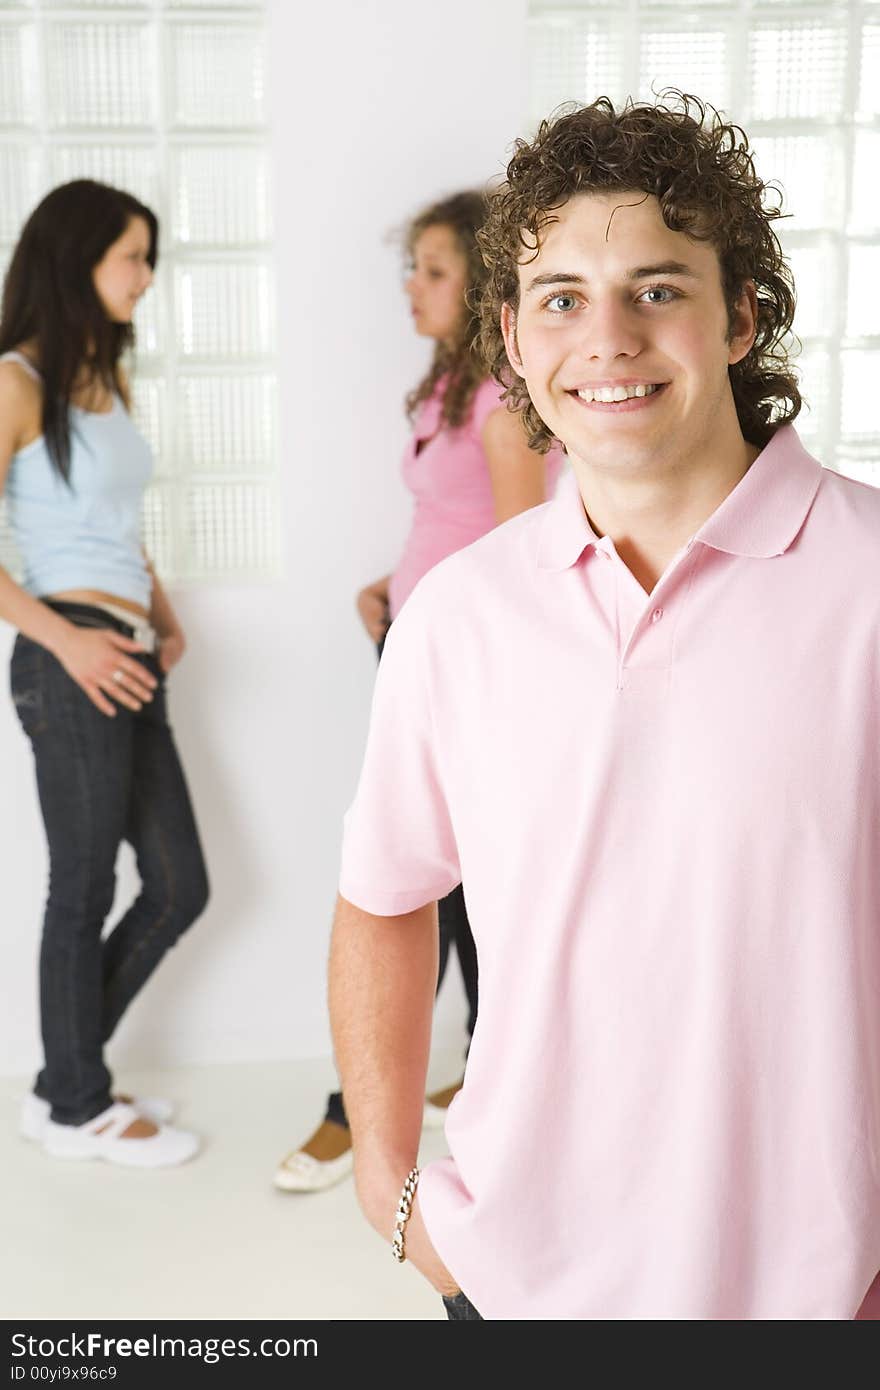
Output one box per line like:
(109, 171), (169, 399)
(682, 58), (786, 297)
(329, 95), (880, 1320)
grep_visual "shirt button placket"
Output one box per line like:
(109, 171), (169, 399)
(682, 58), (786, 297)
(618, 600), (674, 691)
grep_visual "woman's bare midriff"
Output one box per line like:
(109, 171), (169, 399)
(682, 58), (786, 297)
(46, 589), (150, 621)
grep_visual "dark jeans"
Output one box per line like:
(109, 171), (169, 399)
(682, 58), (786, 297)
(326, 621), (478, 1131)
(10, 602), (209, 1125)
(443, 1291), (483, 1320)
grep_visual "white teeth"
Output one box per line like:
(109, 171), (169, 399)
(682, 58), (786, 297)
(576, 383), (660, 404)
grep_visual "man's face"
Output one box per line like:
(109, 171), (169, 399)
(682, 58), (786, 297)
(501, 191), (755, 476)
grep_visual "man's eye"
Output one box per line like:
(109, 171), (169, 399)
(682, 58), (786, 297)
(640, 286), (676, 304)
(546, 294), (577, 312)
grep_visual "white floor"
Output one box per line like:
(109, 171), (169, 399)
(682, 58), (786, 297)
(0, 1055), (463, 1321)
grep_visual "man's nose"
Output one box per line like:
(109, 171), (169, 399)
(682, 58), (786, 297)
(578, 296), (643, 362)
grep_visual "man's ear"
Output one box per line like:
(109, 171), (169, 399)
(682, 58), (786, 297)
(728, 280), (758, 366)
(500, 301), (525, 377)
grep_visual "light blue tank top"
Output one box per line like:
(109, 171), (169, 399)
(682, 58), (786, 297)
(1, 352), (153, 609)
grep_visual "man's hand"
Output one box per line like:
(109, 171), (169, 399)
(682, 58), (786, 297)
(358, 1165), (460, 1296)
(403, 1196), (461, 1297)
(331, 896), (456, 1295)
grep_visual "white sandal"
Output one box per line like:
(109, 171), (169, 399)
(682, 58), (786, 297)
(42, 1101), (199, 1168)
(20, 1091), (174, 1143)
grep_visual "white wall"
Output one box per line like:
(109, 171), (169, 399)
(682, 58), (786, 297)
(0, 0), (530, 1078)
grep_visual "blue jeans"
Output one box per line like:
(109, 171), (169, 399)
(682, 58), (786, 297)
(10, 603), (209, 1125)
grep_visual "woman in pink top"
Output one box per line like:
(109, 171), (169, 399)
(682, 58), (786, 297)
(275, 191), (561, 1193)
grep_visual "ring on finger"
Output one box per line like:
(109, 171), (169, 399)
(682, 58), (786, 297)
(111, 668), (125, 685)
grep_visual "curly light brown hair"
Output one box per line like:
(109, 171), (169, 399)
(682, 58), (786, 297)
(404, 190), (490, 430)
(478, 92), (801, 452)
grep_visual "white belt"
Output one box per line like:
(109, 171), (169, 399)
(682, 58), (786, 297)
(90, 600), (158, 655)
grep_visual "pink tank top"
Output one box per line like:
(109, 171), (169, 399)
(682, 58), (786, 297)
(388, 376), (562, 619)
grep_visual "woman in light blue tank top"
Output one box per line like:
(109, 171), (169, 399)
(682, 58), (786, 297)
(0, 181), (208, 1167)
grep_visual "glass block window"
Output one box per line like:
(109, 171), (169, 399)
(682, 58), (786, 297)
(0, 0), (279, 582)
(528, 0), (880, 487)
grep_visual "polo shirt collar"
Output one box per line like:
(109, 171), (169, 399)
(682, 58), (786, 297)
(536, 426), (823, 572)
(693, 425), (822, 558)
(536, 468), (603, 571)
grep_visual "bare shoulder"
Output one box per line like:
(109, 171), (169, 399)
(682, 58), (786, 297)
(481, 402), (529, 449)
(0, 353), (41, 399)
(0, 353), (43, 469)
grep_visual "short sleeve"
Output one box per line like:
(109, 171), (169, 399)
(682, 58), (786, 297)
(339, 595), (461, 916)
(468, 377), (507, 440)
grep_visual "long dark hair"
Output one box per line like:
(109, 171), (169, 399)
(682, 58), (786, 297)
(404, 190), (490, 430)
(0, 179), (158, 482)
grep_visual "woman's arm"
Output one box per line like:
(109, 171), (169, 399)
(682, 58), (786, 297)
(121, 367), (184, 672)
(0, 369), (66, 647)
(143, 553), (186, 673)
(481, 405), (549, 524)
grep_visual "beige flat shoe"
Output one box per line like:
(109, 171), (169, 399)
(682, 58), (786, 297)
(274, 1118), (353, 1193)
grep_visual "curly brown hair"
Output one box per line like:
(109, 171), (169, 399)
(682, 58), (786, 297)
(478, 92), (801, 453)
(404, 190), (490, 430)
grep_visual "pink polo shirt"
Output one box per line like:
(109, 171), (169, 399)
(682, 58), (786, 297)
(388, 375), (561, 619)
(340, 425), (880, 1320)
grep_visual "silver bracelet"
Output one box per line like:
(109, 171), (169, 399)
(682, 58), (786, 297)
(391, 1166), (420, 1263)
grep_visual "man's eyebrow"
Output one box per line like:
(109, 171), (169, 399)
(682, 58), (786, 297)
(523, 261), (702, 293)
(628, 261), (701, 281)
